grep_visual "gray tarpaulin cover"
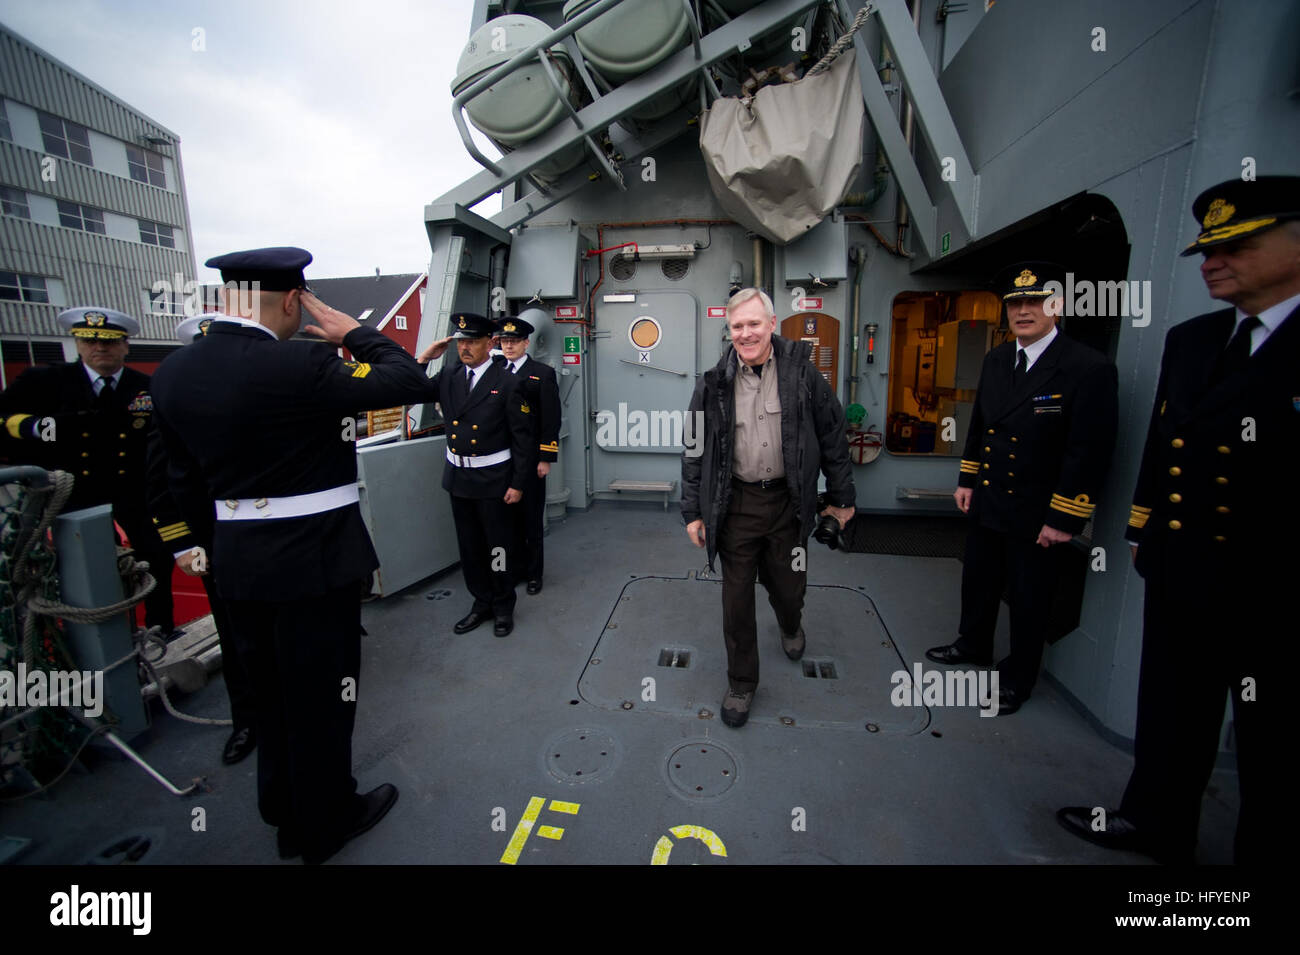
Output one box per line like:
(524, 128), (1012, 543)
(699, 51), (863, 245)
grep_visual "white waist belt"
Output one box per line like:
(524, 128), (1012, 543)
(216, 483), (360, 521)
(446, 448), (511, 469)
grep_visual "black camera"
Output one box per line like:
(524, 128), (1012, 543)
(813, 493), (844, 550)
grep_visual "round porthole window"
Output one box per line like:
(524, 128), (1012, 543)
(629, 316), (661, 351)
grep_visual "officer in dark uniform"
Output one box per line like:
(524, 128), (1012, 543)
(1058, 176), (1300, 865)
(418, 313), (532, 636)
(151, 247), (437, 864)
(0, 307), (177, 636)
(144, 313), (255, 765)
(496, 312), (560, 595)
(926, 263), (1118, 714)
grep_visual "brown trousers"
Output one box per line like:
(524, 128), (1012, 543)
(718, 480), (806, 692)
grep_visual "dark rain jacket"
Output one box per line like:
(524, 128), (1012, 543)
(681, 334), (856, 570)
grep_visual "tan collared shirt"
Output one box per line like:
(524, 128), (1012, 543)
(732, 351), (784, 481)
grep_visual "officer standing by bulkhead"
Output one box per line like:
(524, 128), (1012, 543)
(418, 313), (533, 636)
(495, 312), (560, 595)
(0, 307), (177, 637)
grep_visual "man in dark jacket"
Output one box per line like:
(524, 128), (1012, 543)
(0, 307), (177, 636)
(152, 247), (438, 864)
(1058, 176), (1299, 865)
(926, 262), (1118, 715)
(681, 288), (855, 728)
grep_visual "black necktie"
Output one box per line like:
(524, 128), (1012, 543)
(97, 376), (115, 407)
(1210, 316), (1259, 385)
(1012, 349), (1027, 385)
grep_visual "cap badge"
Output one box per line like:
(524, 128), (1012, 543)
(198, 318), (212, 335)
(1014, 269), (1038, 288)
(85, 311), (107, 327)
(458, 316), (467, 329)
(504, 322), (516, 333)
(1203, 198), (1235, 229)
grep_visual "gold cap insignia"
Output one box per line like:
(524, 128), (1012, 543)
(1013, 270), (1037, 288)
(1203, 198), (1235, 229)
(85, 311), (107, 326)
(504, 322), (516, 333)
(458, 316), (467, 329)
(198, 318), (212, 335)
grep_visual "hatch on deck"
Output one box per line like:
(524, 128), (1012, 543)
(579, 574), (930, 732)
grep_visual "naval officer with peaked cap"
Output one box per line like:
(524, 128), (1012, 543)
(143, 312), (255, 765)
(926, 262), (1118, 715)
(1059, 175), (1300, 865)
(0, 306), (178, 637)
(151, 246), (438, 863)
(495, 312), (561, 595)
(417, 313), (533, 636)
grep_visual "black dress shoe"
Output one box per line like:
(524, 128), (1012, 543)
(924, 643), (992, 666)
(221, 726), (256, 765)
(454, 610), (490, 634)
(1056, 806), (1169, 857)
(302, 784), (399, 865)
(996, 687), (1024, 715)
(526, 579), (542, 595)
(494, 615), (513, 637)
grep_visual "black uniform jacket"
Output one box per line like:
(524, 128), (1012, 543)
(0, 361), (154, 514)
(150, 322), (436, 602)
(958, 331), (1118, 538)
(512, 355), (561, 463)
(1125, 303), (1300, 576)
(430, 358), (532, 498)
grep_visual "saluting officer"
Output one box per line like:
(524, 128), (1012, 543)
(1058, 176), (1300, 865)
(0, 307), (177, 637)
(152, 247), (436, 864)
(417, 314), (532, 637)
(495, 311), (560, 595)
(926, 262), (1118, 715)
(143, 314), (255, 766)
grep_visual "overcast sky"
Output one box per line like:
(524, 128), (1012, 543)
(0, 0), (504, 283)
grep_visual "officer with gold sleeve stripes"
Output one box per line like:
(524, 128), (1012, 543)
(0, 306), (178, 637)
(926, 262), (1118, 715)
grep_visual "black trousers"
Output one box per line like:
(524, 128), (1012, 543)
(511, 471), (546, 583)
(451, 493), (517, 616)
(1119, 556), (1275, 864)
(718, 481), (806, 693)
(955, 522), (1062, 696)
(116, 508), (175, 634)
(200, 574), (254, 731)
(225, 583), (363, 862)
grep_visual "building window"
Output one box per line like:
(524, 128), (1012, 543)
(396, 315), (407, 330)
(138, 219), (176, 248)
(0, 101), (11, 142)
(125, 145), (167, 188)
(56, 200), (106, 234)
(38, 111), (93, 165)
(1, 185), (30, 219)
(0, 271), (51, 304)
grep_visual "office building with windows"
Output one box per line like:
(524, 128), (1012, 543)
(0, 23), (197, 382)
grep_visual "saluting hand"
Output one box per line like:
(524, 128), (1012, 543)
(301, 291), (360, 345)
(417, 336), (455, 365)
